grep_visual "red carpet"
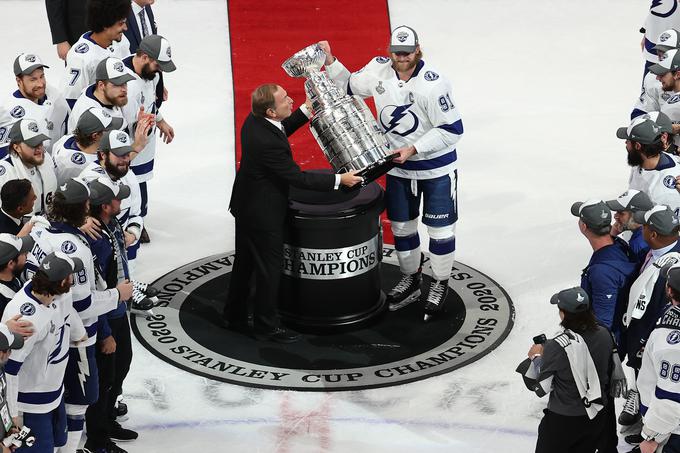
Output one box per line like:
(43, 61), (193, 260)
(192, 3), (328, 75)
(228, 0), (394, 242)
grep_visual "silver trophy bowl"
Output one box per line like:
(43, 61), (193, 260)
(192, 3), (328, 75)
(282, 44), (396, 188)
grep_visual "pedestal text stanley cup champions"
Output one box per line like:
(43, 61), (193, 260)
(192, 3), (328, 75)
(282, 44), (397, 185)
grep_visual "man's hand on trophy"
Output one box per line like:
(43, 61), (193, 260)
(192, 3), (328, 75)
(392, 145), (417, 164)
(305, 97), (314, 115)
(340, 171), (364, 188)
(318, 41), (335, 65)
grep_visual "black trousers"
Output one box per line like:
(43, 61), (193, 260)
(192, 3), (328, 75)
(535, 407), (608, 453)
(225, 220), (283, 330)
(85, 314), (133, 447)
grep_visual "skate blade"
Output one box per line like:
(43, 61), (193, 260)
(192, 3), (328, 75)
(131, 308), (155, 317)
(388, 290), (421, 312)
(619, 418), (642, 435)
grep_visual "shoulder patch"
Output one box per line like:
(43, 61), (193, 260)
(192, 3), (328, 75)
(375, 56), (390, 64)
(10, 106), (25, 119)
(71, 152), (86, 165)
(664, 174), (676, 189)
(61, 240), (77, 254)
(74, 43), (89, 54)
(668, 330), (680, 345)
(20, 302), (36, 316)
(0, 166), (6, 177)
(424, 71), (439, 81)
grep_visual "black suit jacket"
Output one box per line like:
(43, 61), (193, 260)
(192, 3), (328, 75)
(0, 211), (21, 236)
(229, 109), (335, 231)
(45, 0), (88, 45)
(124, 5), (164, 108)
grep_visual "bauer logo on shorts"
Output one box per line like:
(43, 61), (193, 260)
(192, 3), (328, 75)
(131, 246), (514, 391)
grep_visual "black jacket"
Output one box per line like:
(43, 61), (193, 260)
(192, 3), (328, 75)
(123, 5), (157, 53)
(45, 0), (88, 45)
(0, 211), (21, 236)
(229, 109), (335, 231)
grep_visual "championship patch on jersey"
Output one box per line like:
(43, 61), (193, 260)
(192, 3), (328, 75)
(375, 56), (390, 64)
(131, 247), (515, 391)
(74, 43), (89, 54)
(668, 330), (680, 345)
(71, 153), (86, 165)
(61, 241), (77, 254)
(46, 120), (54, 131)
(19, 303), (35, 316)
(9, 106), (25, 119)
(424, 71), (439, 81)
(664, 175), (677, 188)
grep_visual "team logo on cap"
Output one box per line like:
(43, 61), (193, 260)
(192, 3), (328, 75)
(24, 54), (36, 63)
(664, 175), (677, 188)
(61, 241), (77, 254)
(71, 153), (86, 165)
(396, 31), (409, 42)
(102, 111), (111, 118)
(116, 132), (127, 143)
(20, 303), (35, 316)
(661, 52), (669, 61)
(375, 56), (389, 64)
(75, 43), (89, 54)
(576, 292), (585, 302)
(113, 62), (124, 73)
(424, 71), (439, 81)
(10, 106), (25, 119)
(27, 122), (39, 133)
(661, 32), (672, 42)
(166, 46), (172, 58)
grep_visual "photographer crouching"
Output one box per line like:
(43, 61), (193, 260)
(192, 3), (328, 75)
(517, 287), (626, 453)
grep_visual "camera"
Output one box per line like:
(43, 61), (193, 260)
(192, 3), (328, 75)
(533, 334), (547, 345)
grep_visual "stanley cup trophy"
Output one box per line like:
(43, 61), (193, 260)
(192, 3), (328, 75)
(282, 44), (397, 186)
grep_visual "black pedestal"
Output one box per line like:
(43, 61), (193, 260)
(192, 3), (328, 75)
(279, 179), (386, 333)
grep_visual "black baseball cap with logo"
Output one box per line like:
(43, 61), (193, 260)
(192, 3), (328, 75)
(616, 117), (663, 145)
(550, 287), (590, 313)
(571, 200), (612, 229)
(633, 205), (680, 235)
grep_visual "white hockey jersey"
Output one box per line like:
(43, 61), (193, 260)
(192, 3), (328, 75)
(1, 281), (85, 415)
(0, 152), (58, 216)
(120, 56), (160, 183)
(27, 225), (120, 347)
(661, 92), (680, 146)
(643, 1), (680, 65)
(629, 152), (680, 214)
(63, 32), (130, 110)
(79, 162), (143, 240)
(633, 72), (674, 118)
(67, 85), (127, 134)
(325, 57), (463, 180)
(0, 86), (68, 157)
(52, 135), (98, 185)
(638, 305), (680, 438)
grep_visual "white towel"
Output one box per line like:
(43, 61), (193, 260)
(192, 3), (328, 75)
(626, 252), (680, 326)
(559, 330), (604, 419)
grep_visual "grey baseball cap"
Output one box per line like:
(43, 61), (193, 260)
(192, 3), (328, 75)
(389, 25), (419, 53)
(0, 233), (33, 266)
(650, 49), (680, 75)
(76, 108), (124, 135)
(605, 190), (654, 212)
(13, 53), (49, 76)
(95, 57), (135, 86)
(56, 178), (91, 204)
(654, 29), (680, 53)
(616, 116), (663, 145)
(89, 178), (131, 205)
(571, 199), (612, 229)
(646, 111), (674, 134)
(38, 251), (84, 282)
(0, 323), (23, 350)
(139, 35), (176, 72)
(550, 287), (590, 313)
(633, 205), (680, 235)
(8, 119), (49, 147)
(99, 130), (134, 156)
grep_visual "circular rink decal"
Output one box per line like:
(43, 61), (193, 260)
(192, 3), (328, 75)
(131, 247), (515, 391)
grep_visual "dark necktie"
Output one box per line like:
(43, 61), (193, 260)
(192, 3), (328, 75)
(139, 10), (149, 38)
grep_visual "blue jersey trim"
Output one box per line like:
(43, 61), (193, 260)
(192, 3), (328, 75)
(5, 359), (21, 376)
(131, 159), (155, 176)
(0, 145), (8, 160)
(655, 386), (680, 404)
(640, 402), (648, 416)
(631, 108), (647, 119)
(397, 150), (457, 171)
(64, 136), (80, 151)
(18, 384), (63, 405)
(73, 295), (91, 313)
(437, 120), (464, 135)
(85, 323), (98, 338)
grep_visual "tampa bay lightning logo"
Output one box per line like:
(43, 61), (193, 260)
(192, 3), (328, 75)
(0, 167), (6, 177)
(651, 0), (678, 18)
(664, 174), (677, 188)
(71, 152), (86, 165)
(61, 240), (77, 254)
(20, 303), (35, 316)
(379, 104), (419, 137)
(375, 56), (390, 64)
(10, 106), (25, 119)
(75, 43), (89, 54)
(424, 71), (439, 81)
(668, 330), (680, 344)
(668, 94), (680, 104)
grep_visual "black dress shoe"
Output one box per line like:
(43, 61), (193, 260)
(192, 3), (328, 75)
(140, 227), (150, 244)
(254, 326), (302, 343)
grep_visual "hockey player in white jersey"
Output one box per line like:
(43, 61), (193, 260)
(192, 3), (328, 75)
(1, 252), (86, 452)
(642, 0), (680, 71)
(633, 29), (680, 119)
(53, 107), (124, 185)
(121, 34), (176, 242)
(79, 131), (147, 274)
(617, 116), (680, 214)
(320, 26), (464, 321)
(62, 0), (132, 110)
(26, 178), (133, 453)
(0, 120), (57, 216)
(636, 265), (680, 453)
(0, 53), (68, 157)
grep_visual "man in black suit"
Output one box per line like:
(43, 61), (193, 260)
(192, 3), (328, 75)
(45, 0), (88, 60)
(225, 84), (362, 343)
(0, 180), (36, 236)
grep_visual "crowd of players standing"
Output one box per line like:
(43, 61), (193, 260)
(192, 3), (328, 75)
(0, 0), (176, 452)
